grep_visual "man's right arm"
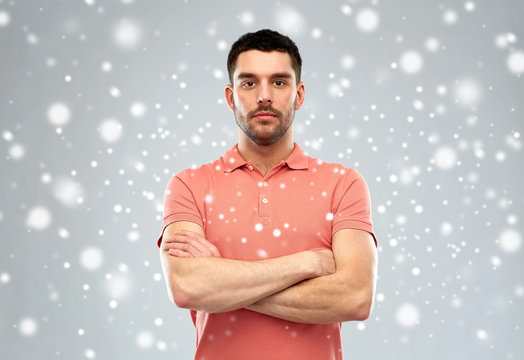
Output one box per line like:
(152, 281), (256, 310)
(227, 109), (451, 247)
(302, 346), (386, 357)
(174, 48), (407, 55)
(159, 221), (334, 313)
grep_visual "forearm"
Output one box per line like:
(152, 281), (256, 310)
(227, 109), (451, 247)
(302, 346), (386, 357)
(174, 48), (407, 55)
(162, 251), (319, 313)
(246, 273), (373, 324)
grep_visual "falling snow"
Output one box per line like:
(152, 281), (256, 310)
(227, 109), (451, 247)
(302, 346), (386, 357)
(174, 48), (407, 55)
(1, 1), (523, 360)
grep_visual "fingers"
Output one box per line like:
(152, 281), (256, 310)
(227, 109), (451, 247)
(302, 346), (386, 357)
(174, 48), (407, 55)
(168, 249), (192, 257)
(163, 231), (221, 258)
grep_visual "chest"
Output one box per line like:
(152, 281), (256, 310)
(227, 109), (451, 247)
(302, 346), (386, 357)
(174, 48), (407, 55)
(199, 171), (336, 260)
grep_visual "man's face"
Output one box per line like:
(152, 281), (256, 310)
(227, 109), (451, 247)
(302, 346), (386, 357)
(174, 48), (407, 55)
(225, 50), (305, 146)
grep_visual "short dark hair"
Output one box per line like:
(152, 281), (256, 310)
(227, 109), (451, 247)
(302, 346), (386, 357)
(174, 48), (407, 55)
(227, 29), (302, 84)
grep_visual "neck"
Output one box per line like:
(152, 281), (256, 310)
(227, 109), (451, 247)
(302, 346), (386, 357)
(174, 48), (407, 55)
(237, 130), (295, 175)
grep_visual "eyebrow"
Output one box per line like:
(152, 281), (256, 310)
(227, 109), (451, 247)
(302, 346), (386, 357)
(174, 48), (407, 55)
(236, 72), (293, 80)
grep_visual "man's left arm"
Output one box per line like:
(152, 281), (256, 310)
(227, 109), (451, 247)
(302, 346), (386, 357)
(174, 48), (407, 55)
(246, 228), (377, 324)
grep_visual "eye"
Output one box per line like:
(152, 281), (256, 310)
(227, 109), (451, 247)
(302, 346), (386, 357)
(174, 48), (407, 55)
(274, 80), (286, 87)
(242, 81), (255, 88)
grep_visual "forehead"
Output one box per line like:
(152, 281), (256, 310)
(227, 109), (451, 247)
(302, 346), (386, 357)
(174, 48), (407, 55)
(234, 50), (295, 79)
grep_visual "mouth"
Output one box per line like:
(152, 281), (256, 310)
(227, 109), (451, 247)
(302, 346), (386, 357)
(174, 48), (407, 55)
(253, 112), (277, 121)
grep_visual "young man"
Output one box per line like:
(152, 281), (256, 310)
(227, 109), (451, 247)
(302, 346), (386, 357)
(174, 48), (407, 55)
(158, 29), (378, 359)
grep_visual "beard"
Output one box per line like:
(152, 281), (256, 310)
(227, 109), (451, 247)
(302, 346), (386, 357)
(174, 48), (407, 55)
(233, 99), (296, 146)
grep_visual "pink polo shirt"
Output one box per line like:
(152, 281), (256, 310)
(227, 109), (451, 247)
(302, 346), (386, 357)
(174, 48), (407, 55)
(158, 143), (376, 360)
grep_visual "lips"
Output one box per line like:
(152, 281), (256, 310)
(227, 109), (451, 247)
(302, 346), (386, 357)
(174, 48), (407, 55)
(254, 112), (276, 121)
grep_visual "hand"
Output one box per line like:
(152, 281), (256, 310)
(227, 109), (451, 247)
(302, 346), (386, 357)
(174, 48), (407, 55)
(311, 249), (336, 277)
(162, 230), (222, 258)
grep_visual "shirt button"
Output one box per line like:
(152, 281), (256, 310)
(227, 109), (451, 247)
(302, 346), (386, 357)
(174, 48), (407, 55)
(248, 165), (253, 171)
(263, 182), (269, 187)
(262, 198), (269, 204)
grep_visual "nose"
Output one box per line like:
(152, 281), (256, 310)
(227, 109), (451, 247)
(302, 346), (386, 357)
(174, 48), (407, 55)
(257, 84), (272, 104)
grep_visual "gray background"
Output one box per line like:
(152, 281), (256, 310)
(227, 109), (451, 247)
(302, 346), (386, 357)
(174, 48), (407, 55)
(1, 0), (523, 359)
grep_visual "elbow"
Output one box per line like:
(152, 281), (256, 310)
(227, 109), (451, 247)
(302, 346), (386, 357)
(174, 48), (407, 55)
(169, 277), (219, 312)
(353, 298), (372, 321)
(341, 292), (374, 322)
(168, 277), (194, 309)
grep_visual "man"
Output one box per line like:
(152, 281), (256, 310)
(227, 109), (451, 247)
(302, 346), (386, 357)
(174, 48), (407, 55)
(158, 29), (377, 359)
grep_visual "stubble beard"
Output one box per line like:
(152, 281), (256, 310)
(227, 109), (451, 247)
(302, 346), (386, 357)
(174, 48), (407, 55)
(233, 98), (296, 147)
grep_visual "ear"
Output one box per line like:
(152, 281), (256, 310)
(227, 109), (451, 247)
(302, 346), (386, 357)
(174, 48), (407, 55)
(224, 84), (235, 111)
(295, 82), (305, 110)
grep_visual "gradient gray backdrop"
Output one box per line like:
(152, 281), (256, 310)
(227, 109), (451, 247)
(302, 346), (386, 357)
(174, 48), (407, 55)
(1, 0), (523, 359)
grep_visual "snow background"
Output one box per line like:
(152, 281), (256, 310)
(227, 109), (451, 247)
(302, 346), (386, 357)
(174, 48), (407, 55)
(1, 0), (523, 359)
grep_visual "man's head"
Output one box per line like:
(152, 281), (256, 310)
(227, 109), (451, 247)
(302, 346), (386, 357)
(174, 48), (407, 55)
(225, 30), (305, 147)
(227, 29), (302, 85)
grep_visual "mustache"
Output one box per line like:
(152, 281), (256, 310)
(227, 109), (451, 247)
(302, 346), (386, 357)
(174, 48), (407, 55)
(247, 105), (283, 119)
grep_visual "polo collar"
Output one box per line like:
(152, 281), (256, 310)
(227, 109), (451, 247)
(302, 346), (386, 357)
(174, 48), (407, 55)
(223, 142), (308, 173)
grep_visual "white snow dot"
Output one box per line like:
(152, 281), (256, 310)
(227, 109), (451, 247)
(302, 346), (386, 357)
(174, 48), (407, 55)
(506, 51), (524, 74)
(399, 51), (424, 74)
(106, 273), (131, 299)
(377, 205), (386, 214)
(213, 68), (224, 80)
(476, 329), (488, 341)
(498, 229), (521, 253)
(454, 79), (481, 106)
(113, 19), (142, 49)
(491, 256), (502, 268)
(101, 61), (112, 72)
(191, 134), (202, 145)
(434, 146), (457, 170)
(26, 206), (52, 231)
(257, 249), (268, 258)
(411, 267), (421, 276)
(109, 87), (121, 98)
(109, 300), (118, 309)
(443, 9), (458, 24)
(340, 55), (356, 70)
(441, 222), (453, 237)
(0, 10), (11, 27)
(19, 318), (38, 336)
(425, 37), (440, 52)
(26, 33), (39, 45)
(2, 130), (13, 142)
(465, 2), (476, 12)
(311, 28), (322, 39)
(79, 247), (103, 271)
(127, 230), (139, 242)
(238, 11), (254, 26)
(355, 8), (379, 32)
(154, 318), (163, 326)
(326, 213), (334, 221)
(414, 205), (423, 214)
(47, 102), (71, 126)
(99, 118), (123, 143)
(58, 228), (70, 239)
(130, 102), (146, 117)
(376, 293), (385, 302)
(114, 204), (122, 213)
(1, 272), (10, 284)
(357, 323), (366, 331)
(8, 143), (25, 160)
(340, 5), (352, 16)
(53, 177), (85, 207)
(84, 348), (96, 359)
(396, 303), (420, 328)
(136, 331), (154, 349)
(254, 223), (263, 232)
(273, 229), (281, 237)
(274, 6), (305, 35)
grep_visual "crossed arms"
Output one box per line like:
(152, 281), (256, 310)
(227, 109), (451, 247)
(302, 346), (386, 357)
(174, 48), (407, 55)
(159, 220), (377, 324)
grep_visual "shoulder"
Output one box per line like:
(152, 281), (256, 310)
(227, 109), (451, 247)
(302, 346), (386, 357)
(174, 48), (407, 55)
(306, 155), (363, 183)
(170, 156), (224, 185)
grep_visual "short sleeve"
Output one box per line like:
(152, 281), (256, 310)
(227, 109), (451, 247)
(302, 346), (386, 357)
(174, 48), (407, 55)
(157, 173), (204, 247)
(331, 169), (377, 247)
